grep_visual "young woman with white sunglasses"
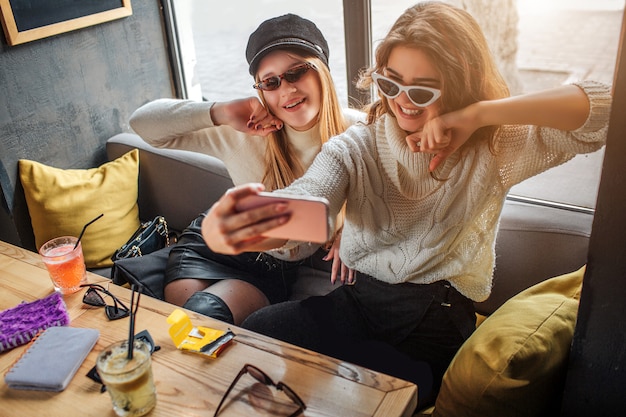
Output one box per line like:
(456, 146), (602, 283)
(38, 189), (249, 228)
(201, 2), (611, 409)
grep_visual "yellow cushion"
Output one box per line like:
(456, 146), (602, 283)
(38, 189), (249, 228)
(19, 149), (140, 268)
(433, 266), (585, 417)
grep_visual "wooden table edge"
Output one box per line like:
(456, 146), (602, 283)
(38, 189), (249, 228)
(375, 384), (418, 417)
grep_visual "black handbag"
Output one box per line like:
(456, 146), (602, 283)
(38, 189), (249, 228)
(111, 246), (172, 300)
(111, 216), (171, 261)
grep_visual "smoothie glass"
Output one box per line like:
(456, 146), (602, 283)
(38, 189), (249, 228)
(96, 339), (157, 417)
(39, 236), (87, 295)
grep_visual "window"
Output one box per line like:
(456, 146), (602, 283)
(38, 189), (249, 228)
(507, 0), (621, 211)
(169, 0), (347, 104)
(169, 0), (622, 211)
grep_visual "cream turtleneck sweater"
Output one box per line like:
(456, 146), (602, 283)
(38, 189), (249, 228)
(281, 80), (611, 302)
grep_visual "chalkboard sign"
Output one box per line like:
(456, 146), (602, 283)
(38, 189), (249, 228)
(0, 0), (132, 46)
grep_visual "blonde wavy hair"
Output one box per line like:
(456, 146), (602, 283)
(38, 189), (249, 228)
(358, 1), (510, 153)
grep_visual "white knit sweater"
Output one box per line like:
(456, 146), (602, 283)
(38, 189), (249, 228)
(281, 81), (611, 301)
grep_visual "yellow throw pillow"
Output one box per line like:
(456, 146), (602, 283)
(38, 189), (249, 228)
(433, 266), (585, 417)
(19, 149), (140, 268)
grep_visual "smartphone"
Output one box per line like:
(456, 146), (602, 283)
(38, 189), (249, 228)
(235, 192), (330, 243)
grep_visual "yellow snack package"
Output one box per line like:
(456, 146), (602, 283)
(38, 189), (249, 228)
(166, 309), (235, 358)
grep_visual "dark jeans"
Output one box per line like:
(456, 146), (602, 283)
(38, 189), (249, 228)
(242, 274), (476, 409)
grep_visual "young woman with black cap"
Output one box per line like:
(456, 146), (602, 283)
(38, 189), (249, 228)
(129, 14), (362, 325)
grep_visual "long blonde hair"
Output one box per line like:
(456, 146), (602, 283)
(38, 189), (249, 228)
(358, 1), (510, 152)
(257, 54), (348, 191)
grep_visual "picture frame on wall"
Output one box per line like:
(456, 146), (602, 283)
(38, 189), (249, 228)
(0, 0), (132, 46)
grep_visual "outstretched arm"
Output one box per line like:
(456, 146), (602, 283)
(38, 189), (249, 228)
(130, 97), (283, 144)
(408, 84), (592, 171)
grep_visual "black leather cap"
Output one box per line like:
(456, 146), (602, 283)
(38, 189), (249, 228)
(246, 14), (329, 75)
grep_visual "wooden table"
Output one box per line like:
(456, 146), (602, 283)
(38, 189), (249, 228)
(0, 241), (417, 417)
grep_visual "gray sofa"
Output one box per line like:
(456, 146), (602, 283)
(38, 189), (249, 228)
(106, 132), (600, 316)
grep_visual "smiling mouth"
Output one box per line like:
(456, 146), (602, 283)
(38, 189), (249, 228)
(284, 98), (305, 109)
(399, 105), (424, 116)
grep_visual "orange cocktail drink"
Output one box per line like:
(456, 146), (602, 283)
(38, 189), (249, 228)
(39, 236), (87, 294)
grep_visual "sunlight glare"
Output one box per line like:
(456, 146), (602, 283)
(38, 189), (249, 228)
(518, 0), (624, 13)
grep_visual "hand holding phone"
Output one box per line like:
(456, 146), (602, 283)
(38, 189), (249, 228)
(235, 192), (330, 243)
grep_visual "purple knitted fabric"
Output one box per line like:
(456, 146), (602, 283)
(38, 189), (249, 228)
(0, 292), (70, 353)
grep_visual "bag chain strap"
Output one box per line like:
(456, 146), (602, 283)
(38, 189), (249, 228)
(128, 217), (169, 257)
(156, 216), (170, 247)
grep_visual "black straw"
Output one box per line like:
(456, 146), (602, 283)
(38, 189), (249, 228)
(74, 213), (104, 249)
(127, 284), (142, 359)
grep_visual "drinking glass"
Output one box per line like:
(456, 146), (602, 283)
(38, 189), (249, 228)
(96, 339), (157, 417)
(39, 236), (86, 295)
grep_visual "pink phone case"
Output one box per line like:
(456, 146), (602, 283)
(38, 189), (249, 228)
(235, 192), (330, 243)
